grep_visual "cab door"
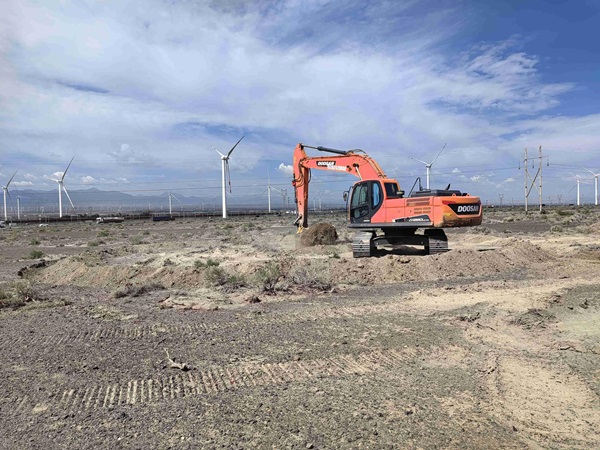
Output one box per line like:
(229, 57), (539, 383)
(349, 181), (383, 224)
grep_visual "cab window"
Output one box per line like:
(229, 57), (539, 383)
(372, 182), (382, 208)
(385, 182), (401, 198)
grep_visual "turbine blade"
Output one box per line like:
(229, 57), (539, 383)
(430, 143), (447, 165)
(410, 157), (429, 166)
(62, 186), (75, 209)
(62, 156), (75, 181)
(6, 170), (17, 188)
(226, 160), (232, 193)
(172, 194), (183, 204)
(226, 135), (244, 158)
(213, 147), (226, 158)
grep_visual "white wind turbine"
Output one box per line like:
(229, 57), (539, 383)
(213, 135), (244, 219)
(585, 168), (599, 206)
(15, 190), (27, 220)
(410, 143), (447, 190)
(3, 171), (17, 221)
(167, 192), (183, 215)
(51, 157), (75, 218)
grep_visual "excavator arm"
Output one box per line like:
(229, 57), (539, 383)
(292, 143), (388, 229)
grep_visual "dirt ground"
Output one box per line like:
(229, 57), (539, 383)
(1, 207), (599, 449)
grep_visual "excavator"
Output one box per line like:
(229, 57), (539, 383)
(292, 143), (482, 257)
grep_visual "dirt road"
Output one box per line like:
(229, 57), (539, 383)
(1, 209), (599, 449)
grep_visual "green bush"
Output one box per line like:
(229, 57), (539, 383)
(556, 210), (573, 217)
(97, 230), (110, 237)
(204, 266), (246, 292)
(254, 261), (283, 292)
(194, 258), (220, 269)
(27, 250), (44, 259)
(113, 282), (165, 298)
(29, 238), (40, 245)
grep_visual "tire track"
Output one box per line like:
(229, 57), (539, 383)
(0, 301), (414, 350)
(5, 347), (424, 416)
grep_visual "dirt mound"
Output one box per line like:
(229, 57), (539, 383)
(299, 223), (338, 246)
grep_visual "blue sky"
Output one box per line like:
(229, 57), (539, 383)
(1, 0), (599, 208)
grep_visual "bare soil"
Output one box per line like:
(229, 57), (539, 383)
(1, 207), (599, 449)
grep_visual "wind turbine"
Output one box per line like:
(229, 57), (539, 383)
(568, 177), (581, 206)
(585, 168), (599, 206)
(3, 171), (17, 221)
(410, 143), (447, 190)
(167, 192), (183, 215)
(213, 135), (244, 218)
(15, 190), (27, 220)
(51, 157), (75, 218)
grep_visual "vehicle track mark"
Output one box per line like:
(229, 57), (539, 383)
(5, 347), (424, 416)
(0, 302), (414, 351)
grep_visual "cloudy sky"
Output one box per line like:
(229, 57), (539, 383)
(1, 0), (599, 208)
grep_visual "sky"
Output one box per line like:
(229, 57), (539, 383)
(1, 0), (600, 209)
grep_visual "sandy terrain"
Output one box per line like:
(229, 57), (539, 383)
(1, 207), (599, 449)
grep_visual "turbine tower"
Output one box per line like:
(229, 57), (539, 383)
(585, 168), (599, 206)
(51, 157), (75, 218)
(2, 171), (17, 221)
(213, 135), (244, 219)
(168, 192), (183, 215)
(410, 143), (447, 190)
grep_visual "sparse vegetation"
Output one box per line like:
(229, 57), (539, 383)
(30, 238), (40, 245)
(288, 261), (331, 291)
(254, 260), (283, 292)
(556, 210), (574, 217)
(0, 280), (67, 310)
(204, 266), (246, 292)
(97, 230), (110, 237)
(194, 258), (220, 269)
(130, 236), (147, 245)
(27, 250), (45, 259)
(113, 282), (165, 298)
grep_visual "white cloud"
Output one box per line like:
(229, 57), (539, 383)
(278, 163), (294, 176)
(12, 180), (33, 186)
(470, 175), (482, 182)
(81, 176), (96, 184)
(504, 177), (515, 183)
(452, 168), (462, 174)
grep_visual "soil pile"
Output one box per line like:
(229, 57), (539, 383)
(299, 223), (338, 247)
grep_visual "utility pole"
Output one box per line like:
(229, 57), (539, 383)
(498, 194), (504, 206)
(522, 145), (548, 213)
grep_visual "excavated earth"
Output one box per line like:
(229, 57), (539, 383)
(1, 208), (600, 449)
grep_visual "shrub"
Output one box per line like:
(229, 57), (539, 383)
(30, 238), (40, 245)
(97, 230), (110, 237)
(27, 250), (44, 259)
(556, 210), (573, 217)
(204, 266), (246, 292)
(87, 240), (100, 247)
(130, 236), (146, 245)
(113, 282), (165, 298)
(288, 261), (331, 291)
(254, 261), (283, 292)
(194, 258), (220, 269)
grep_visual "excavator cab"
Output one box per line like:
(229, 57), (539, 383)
(349, 180), (390, 224)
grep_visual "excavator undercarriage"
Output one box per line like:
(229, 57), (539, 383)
(351, 228), (448, 258)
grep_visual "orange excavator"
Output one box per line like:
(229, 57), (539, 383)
(292, 143), (482, 257)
